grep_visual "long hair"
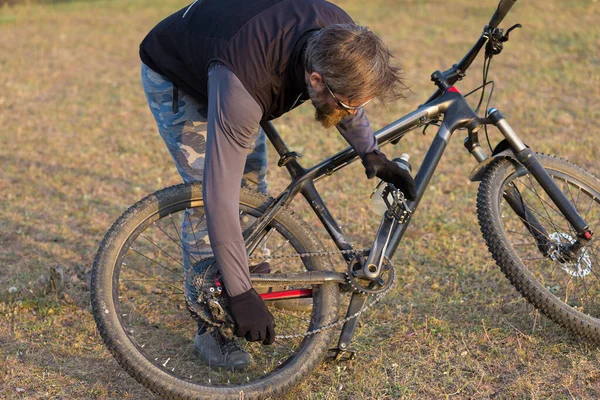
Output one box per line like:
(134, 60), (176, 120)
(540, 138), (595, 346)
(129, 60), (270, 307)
(304, 24), (407, 103)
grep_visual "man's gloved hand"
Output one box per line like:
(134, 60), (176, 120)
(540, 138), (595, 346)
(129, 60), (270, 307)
(363, 150), (417, 200)
(228, 288), (275, 345)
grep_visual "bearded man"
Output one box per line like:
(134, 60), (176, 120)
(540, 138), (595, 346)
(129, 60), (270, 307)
(139, 0), (416, 370)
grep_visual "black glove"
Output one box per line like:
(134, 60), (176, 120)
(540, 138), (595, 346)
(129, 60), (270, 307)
(362, 150), (417, 200)
(228, 288), (275, 345)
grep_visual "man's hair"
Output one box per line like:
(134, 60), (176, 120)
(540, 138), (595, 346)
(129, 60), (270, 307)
(304, 24), (407, 103)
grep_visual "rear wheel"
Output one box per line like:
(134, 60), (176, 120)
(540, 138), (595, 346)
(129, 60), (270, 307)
(477, 154), (600, 341)
(91, 183), (339, 399)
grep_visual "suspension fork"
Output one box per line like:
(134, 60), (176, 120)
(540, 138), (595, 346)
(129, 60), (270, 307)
(488, 109), (594, 244)
(502, 183), (557, 255)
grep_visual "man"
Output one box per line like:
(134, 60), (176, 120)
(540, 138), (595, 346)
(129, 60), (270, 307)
(140, 0), (416, 369)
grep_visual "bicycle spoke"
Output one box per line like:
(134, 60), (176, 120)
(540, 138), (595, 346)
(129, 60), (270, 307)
(139, 234), (186, 270)
(122, 261), (183, 295)
(502, 185), (571, 242)
(520, 175), (563, 220)
(512, 189), (570, 235)
(583, 195), (596, 223)
(129, 246), (183, 279)
(156, 216), (199, 264)
(185, 211), (204, 261)
(270, 239), (291, 258)
(590, 215), (600, 239)
(501, 210), (558, 245)
(504, 227), (553, 241)
(248, 226), (275, 261)
(586, 246), (600, 277)
(518, 176), (571, 234)
(562, 273), (575, 304)
(576, 268), (594, 310)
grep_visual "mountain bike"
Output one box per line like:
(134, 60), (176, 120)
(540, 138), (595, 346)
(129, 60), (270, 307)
(91, 0), (599, 398)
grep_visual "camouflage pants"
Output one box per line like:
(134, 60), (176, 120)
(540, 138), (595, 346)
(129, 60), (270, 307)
(140, 62), (268, 295)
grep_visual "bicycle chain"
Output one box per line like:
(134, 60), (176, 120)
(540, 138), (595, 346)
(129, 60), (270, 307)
(246, 247), (368, 261)
(276, 264), (395, 340)
(191, 247), (395, 340)
(252, 247), (395, 340)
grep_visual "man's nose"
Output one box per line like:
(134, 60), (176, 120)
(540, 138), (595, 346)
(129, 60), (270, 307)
(347, 109), (357, 115)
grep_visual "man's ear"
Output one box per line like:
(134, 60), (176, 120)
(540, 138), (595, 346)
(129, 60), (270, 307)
(308, 71), (324, 88)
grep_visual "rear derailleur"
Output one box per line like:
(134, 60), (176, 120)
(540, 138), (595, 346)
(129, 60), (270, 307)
(184, 259), (236, 339)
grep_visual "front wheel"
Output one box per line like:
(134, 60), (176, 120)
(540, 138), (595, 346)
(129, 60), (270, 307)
(477, 154), (600, 341)
(91, 183), (339, 399)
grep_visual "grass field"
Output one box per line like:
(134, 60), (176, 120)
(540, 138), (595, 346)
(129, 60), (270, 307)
(1, 0), (599, 398)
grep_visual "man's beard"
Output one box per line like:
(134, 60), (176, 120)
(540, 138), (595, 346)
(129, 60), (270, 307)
(307, 85), (349, 128)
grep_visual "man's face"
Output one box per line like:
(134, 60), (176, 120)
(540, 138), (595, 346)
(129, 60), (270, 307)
(306, 72), (371, 129)
(307, 82), (350, 129)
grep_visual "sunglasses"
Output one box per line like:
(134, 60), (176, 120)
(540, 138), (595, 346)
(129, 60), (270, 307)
(323, 80), (373, 111)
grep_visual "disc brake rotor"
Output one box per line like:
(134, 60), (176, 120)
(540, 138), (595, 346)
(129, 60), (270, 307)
(549, 232), (592, 278)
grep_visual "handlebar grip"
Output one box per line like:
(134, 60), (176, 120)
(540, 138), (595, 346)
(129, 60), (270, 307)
(488, 0), (517, 29)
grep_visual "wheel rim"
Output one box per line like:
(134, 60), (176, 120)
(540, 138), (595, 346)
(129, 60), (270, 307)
(110, 199), (332, 389)
(500, 166), (600, 319)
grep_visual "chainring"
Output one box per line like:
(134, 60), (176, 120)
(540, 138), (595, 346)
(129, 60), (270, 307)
(345, 250), (395, 294)
(184, 258), (235, 338)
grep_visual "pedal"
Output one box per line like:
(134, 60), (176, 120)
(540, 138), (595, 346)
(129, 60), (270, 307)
(326, 347), (358, 362)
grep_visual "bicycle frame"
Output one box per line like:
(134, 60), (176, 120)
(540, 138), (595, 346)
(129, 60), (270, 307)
(247, 82), (593, 356)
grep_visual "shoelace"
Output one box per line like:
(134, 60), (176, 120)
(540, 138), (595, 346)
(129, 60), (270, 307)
(212, 330), (244, 355)
(221, 338), (245, 354)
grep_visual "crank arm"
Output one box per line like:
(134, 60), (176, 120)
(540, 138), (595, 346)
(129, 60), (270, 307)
(336, 293), (368, 352)
(363, 213), (397, 279)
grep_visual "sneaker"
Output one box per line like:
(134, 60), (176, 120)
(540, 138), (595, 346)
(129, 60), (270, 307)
(194, 329), (253, 370)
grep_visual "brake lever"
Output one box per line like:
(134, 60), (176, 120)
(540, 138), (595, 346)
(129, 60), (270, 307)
(501, 23), (522, 42)
(486, 23), (521, 57)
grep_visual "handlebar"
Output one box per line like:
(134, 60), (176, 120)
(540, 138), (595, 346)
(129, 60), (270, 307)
(422, 0), (518, 104)
(488, 0), (518, 30)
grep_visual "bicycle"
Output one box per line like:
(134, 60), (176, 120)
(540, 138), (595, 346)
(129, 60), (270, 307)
(91, 0), (599, 398)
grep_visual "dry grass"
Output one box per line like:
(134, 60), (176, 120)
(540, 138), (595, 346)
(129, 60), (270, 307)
(1, 0), (599, 398)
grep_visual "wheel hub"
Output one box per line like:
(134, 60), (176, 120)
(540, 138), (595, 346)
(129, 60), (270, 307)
(549, 232), (592, 278)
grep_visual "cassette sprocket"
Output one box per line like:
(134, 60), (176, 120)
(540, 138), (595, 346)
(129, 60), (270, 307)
(184, 258), (235, 338)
